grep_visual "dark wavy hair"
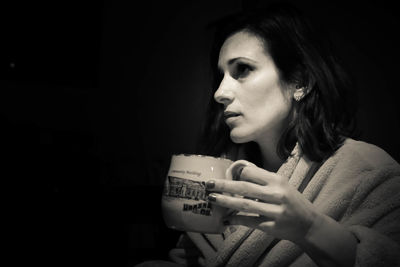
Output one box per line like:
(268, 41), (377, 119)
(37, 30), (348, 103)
(197, 2), (358, 163)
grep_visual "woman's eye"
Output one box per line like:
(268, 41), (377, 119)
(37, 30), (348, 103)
(232, 63), (253, 79)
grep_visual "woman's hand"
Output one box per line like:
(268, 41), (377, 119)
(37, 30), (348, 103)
(206, 160), (358, 266)
(206, 160), (318, 244)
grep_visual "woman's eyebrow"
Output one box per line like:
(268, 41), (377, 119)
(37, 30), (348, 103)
(228, 57), (257, 65)
(218, 57), (257, 71)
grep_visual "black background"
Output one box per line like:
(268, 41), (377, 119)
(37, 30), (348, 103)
(1, 0), (399, 266)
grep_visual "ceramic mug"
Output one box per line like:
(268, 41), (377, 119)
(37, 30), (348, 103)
(161, 154), (233, 234)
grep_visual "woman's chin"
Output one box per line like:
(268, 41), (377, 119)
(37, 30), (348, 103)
(230, 131), (251, 144)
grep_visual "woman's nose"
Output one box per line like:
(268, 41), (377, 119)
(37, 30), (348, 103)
(214, 78), (234, 106)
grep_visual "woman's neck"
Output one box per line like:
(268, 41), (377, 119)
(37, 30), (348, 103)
(256, 135), (284, 172)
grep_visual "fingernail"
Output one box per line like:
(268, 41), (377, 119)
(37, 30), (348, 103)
(207, 193), (217, 202)
(206, 180), (215, 189)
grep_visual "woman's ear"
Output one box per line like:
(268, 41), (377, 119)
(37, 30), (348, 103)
(293, 75), (315, 101)
(305, 76), (315, 95)
(293, 86), (306, 101)
(293, 80), (314, 101)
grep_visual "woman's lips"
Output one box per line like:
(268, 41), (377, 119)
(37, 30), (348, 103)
(224, 111), (241, 123)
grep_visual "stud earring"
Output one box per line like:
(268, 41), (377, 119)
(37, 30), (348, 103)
(293, 90), (304, 101)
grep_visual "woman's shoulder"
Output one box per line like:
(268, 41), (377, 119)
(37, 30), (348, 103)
(334, 138), (400, 171)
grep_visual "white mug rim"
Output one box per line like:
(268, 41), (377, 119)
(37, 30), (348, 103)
(173, 153), (233, 162)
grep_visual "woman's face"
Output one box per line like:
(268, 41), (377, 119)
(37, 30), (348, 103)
(214, 31), (294, 145)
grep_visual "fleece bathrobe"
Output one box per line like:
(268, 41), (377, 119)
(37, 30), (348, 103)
(175, 138), (400, 266)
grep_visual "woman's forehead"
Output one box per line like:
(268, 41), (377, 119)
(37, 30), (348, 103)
(218, 31), (268, 67)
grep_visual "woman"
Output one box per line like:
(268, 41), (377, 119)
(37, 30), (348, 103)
(138, 3), (400, 267)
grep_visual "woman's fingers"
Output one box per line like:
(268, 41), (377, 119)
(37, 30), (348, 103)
(226, 214), (275, 231)
(208, 193), (282, 218)
(239, 164), (276, 185)
(206, 179), (283, 204)
(226, 160), (278, 185)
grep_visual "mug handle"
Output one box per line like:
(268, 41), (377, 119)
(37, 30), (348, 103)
(225, 160), (260, 218)
(225, 160), (256, 181)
